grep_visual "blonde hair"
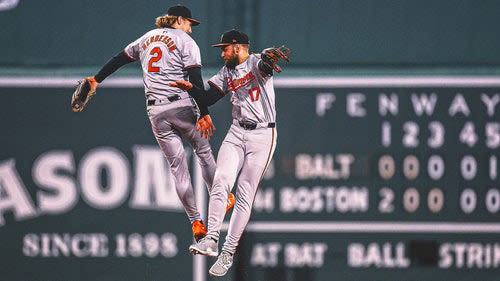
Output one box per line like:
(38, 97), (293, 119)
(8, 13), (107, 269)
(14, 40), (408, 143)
(155, 15), (178, 28)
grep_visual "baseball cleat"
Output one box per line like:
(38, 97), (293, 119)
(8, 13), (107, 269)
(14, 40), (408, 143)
(209, 251), (233, 277)
(226, 192), (236, 212)
(189, 237), (218, 257)
(191, 220), (207, 242)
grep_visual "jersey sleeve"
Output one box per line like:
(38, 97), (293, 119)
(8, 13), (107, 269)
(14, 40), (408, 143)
(207, 67), (227, 95)
(182, 38), (202, 70)
(255, 53), (273, 77)
(123, 37), (142, 61)
(251, 54), (272, 79)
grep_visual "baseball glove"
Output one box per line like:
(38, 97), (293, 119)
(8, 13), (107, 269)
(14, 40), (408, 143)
(260, 45), (291, 73)
(71, 77), (98, 112)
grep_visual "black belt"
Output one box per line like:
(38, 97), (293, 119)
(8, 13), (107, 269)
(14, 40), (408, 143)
(147, 94), (181, 106)
(238, 121), (276, 130)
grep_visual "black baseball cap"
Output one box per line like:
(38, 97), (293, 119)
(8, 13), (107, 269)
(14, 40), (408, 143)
(212, 29), (249, 47)
(167, 5), (200, 26)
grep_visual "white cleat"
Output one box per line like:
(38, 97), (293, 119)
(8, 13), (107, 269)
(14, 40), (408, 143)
(189, 237), (218, 257)
(209, 251), (233, 277)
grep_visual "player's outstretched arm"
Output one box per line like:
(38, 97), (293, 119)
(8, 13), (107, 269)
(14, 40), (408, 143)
(169, 79), (224, 139)
(168, 81), (225, 108)
(94, 51), (136, 83)
(71, 51), (135, 113)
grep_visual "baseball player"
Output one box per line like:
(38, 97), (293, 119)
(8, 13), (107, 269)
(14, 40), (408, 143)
(82, 5), (235, 242)
(172, 29), (284, 277)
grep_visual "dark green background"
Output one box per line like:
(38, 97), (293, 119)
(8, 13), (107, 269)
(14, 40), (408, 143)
(2, 0), (500, 68)
(0, 84), (499, 281)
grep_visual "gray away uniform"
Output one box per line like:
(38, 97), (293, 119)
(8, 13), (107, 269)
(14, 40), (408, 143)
(124, 28), (216, 223)
(206, 54), (277, 254)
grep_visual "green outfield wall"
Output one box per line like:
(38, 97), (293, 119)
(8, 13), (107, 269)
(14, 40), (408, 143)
(1, 77), (499, 280)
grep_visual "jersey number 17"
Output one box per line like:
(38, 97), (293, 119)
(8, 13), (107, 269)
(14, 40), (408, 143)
(248, 87), (261, 102)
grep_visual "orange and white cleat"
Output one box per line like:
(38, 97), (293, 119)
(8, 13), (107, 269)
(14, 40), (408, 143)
(226, 192), (236, 212)
(192, 220), (207, 242)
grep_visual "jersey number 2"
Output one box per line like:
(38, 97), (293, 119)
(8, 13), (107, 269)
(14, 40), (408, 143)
(148, 47), (162, 73)
(248, 87), (260, 102)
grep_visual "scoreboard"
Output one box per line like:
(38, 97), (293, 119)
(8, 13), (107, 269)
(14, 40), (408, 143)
(229, 77), (500, 281)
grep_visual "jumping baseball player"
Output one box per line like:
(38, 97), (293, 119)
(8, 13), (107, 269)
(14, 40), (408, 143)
(171, 29), (289, 277)
(76, 5), (235, 242)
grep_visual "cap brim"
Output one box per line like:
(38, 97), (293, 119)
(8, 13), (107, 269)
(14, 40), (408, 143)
(188, 18), (200, 26)
(212, 43), (231, 47)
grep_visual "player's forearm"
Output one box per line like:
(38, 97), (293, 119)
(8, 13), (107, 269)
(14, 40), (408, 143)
(186, 67), (205, 91)
(198, 104), (209, 117)
(188, 84), (224, 108)
(94, 51), (135, 83)
(186, 67), (221, 114)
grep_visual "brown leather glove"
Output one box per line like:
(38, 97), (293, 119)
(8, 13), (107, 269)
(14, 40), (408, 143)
(71, 76), (98, 112)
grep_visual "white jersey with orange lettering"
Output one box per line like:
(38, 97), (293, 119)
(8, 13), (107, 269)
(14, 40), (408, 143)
(124, 28), (201, 100)
(208, 54), (276, 125)
(203, 53), (277, 256)
(123, 27), (216, 228)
